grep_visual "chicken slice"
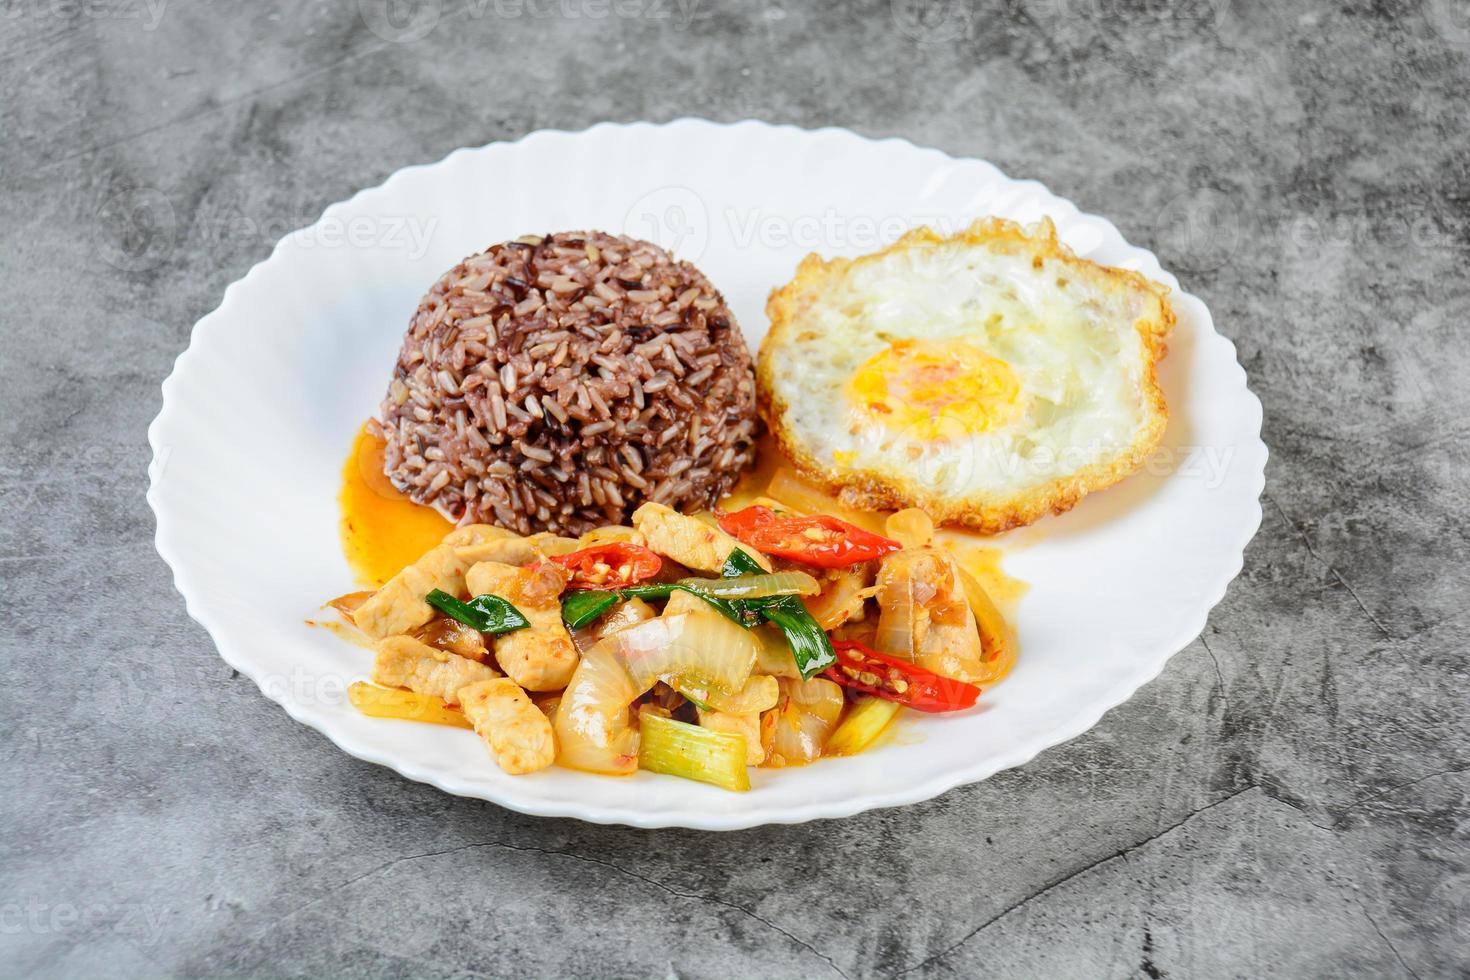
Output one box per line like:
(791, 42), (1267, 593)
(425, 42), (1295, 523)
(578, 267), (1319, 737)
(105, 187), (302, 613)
(352, 544), (472, 639)
(467, 561), (578, 691)
(458, 678), (557, 774)
(372, 635), (500, 704)
(444, 523), (540, 566)
(352, 523), (546, 639)
(631, 502), (771, 573)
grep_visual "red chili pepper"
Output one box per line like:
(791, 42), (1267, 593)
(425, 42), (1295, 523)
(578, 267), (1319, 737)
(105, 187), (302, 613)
(717, 505), (902, 568)
(823, 640), (981, 712)
(547, 543), (662, 589)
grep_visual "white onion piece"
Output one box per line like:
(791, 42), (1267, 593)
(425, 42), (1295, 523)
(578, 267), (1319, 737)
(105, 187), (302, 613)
(571, 596), (656, 654)
(885, 508), (935, 549)
(753, 624), (802, 679)
(765, 676), (845, 766)
(802, 565), (877, 630)
(673, 673), (780, 714)
(675, 571), (820, 599)
(553, 645), (641, 775)
(604, 612), (759, 696)
(874, 552), (920, 660)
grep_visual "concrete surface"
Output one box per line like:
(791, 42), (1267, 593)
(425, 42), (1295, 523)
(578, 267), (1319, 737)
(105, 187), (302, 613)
(2, 0), (1467, 976)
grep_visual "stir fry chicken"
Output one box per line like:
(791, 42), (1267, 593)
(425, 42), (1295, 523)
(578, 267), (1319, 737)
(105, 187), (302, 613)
(338, 501), (1013, 786)
(458, 679), (557, 774)
(467, 560), (578, 691)
(372, 635), (500, 704)
(353, 544), (471, 639)
(632, 502), (772, 573)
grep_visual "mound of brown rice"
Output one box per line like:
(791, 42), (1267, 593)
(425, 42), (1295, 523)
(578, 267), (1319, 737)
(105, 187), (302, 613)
(378, 231), (759, 536)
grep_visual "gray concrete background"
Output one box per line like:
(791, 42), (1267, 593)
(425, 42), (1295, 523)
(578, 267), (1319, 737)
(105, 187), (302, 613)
(2, 0), (1467, 976)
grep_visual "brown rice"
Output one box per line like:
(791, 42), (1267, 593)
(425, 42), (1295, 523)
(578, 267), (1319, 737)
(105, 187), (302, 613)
(378, 231), (759, 535)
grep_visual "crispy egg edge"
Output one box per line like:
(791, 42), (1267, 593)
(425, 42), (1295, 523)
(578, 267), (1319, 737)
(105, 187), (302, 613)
(756, 216), (1176, 535)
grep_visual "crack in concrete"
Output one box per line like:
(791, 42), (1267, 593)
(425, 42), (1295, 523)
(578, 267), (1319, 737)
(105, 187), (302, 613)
(1256, 766), (1470, 832)
(1198, 634), (1226, 691)
(1330, 766), (1470, 828)
(271, 839), (851, 979)
(1264, 492), (1392, 640)
(888, 786), (1261, 977)
(1354, 896), (1422, 980)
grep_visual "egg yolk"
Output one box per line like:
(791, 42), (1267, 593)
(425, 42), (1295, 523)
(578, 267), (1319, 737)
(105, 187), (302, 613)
(846, 339), (1022, 440)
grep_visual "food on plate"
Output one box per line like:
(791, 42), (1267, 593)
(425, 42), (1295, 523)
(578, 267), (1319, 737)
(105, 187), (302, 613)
(377, 231), (759, 537)
(328, 495), (1016, 788)
(321, 218), (1067, 793)
(346, 681), (473, 729)
(758, 217), (1175, 533)
(458, 679), (558, 775)
(372, 634), (500, 702)
(463, 561), (578, 691)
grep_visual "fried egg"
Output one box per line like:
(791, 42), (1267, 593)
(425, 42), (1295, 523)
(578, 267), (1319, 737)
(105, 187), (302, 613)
(757, 217), (1174, 533)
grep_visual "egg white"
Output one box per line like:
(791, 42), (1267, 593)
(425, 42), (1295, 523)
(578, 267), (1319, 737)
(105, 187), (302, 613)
(757, 218), (1173, 533)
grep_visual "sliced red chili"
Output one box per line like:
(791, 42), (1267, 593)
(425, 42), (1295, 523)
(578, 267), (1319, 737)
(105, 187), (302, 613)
(717, 505), (901, 568)
(823, 640), (981, 712)
(547, 543), (662, 589)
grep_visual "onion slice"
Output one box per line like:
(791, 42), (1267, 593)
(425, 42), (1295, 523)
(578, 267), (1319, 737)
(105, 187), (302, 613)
(673, 571), (820, 599)
(599, 611), (759, 697)
(672, 674), (780, 714)
(553, 645), (641, 775)
(765, 676), (845, 766)
(873, 554), (919, 661)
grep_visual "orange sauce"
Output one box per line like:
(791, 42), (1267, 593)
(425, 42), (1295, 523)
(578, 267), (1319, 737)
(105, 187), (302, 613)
(339, 422), (453, 587)
(943, 541), (1029, 613)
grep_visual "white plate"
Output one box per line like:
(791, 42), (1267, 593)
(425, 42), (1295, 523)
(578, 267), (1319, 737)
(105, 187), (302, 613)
(148, 119), (1265, 829)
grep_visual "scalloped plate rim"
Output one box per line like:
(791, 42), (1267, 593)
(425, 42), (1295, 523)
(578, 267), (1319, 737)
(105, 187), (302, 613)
(147, 118), (1266, 829)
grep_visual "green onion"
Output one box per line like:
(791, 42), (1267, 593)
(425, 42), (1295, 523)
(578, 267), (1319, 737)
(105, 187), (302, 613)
(825, 696), (901, 756)
(759, 597), (835, 679)
(560, 590), (620, 629)
(721, 549), (766, 577)
(560, 547), (835, 679)
(561, 581), (758, 630)
(425, 589), (530, 634)
(636, 711), (750, 791)
(674, 570), (819, 599)
(719, 545), (835, 678)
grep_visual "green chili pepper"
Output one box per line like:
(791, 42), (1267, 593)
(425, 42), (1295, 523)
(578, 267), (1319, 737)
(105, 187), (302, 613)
(425, 589), (530, 634)
(560, 590), (621, 630)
